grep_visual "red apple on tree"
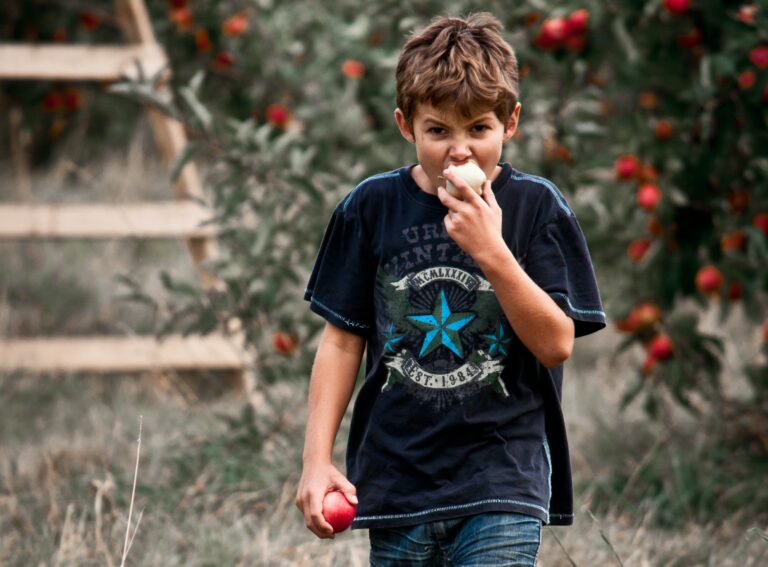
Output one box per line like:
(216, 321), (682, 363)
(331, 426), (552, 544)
(222, 13), (249, 37)
(638, 163), (660, 183)
(42, 91), (63, 112)
(738, 5), (758, 25)
(265, 103), (292, 129)
(647, 215), (664, 237)
(322, 490), (356, 533)
(727, 281), (743, 301)
(615, 154), (640, 180)
(566, 9), (589, 36)
(678, 28), (702, 50)
(215, 51), (234, 69)
(272, 331), (298, 355)
(79, 11), (101, 30)
(753, 213), (768, 236)
(170, 7), (193, 31)
(728, 189), (751, 213)
(342, 59), (366, 79)
(738, 70), (756, 90)
(642, 352), (658, 376)
(648, 333), (675, 360)
(194, 28), (212, 53)
(655, 119), (673, 140)
(749, 45), (768, 69)
(627, 239), (652, 263)
(637, 183), (662, 212)
(616, 301), (661, 334)
(720, 230), (746, 252)
(695, 265), (724, 295)
(663, 0), (692, 15)
(534, 18), (568, 50)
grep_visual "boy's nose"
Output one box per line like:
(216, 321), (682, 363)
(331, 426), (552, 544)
(448, 143), (472, 162)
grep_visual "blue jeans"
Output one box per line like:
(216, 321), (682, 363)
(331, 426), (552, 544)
(368, 512), (542, 566)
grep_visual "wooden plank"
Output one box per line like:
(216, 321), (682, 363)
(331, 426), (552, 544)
(0, 335), (245, 373)
(115, 0), (158, 45)
(0, 43), (166, 81)
(0, 202), (216, 239)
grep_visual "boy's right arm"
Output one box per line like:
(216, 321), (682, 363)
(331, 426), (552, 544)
(295, 322), (365, 539)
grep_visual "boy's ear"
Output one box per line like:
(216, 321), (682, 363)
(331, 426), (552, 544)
(394, 108), (415, 144)
(503, 102), (522, 142)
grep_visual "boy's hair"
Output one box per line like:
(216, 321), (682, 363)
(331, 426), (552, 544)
(396, 13), (519, 128)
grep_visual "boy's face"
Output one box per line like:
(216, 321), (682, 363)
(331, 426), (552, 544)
(395, 102), (521, 193)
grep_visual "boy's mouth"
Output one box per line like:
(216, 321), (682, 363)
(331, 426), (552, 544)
(445, 158), (481, 170)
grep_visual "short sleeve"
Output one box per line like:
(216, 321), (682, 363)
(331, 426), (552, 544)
(303, 199), (375, 337)
(524, 213), (606, 338)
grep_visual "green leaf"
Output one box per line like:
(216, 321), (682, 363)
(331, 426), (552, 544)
(179, 86), (213, 133)
(189, 70), (206, 97)
(169, 140), (204, 182)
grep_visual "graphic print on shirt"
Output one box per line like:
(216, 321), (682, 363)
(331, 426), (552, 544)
(375, 234), (513, 407)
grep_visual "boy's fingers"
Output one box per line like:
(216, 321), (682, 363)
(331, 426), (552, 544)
(443, 168), (485, 205)
(482, 180), (495, 205)
(437, 186), (459, 210)
(338, 483), (359, 505)
(307, 492), (334, 538)
(328, 473), (359, 506)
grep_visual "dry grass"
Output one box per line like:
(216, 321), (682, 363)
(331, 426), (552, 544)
(1, 359), (767, 566)
(1, 146), (767, 565)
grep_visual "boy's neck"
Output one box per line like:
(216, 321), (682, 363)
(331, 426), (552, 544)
(411, 165), (438, 195)
(411, 164), (503, 196)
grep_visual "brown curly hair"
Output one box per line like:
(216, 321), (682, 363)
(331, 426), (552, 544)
(395, 13), (519, 128)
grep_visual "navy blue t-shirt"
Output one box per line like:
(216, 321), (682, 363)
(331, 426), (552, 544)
(304, 163), (606, 529)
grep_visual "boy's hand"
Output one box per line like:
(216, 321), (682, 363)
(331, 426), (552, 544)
(437, 168), (507, 266)
(295, 461), (358, 539)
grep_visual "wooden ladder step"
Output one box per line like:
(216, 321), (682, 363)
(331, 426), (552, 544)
(0, 202), (216, 239)
(0, 335), (245, 373)
(0, 43), (166, 81)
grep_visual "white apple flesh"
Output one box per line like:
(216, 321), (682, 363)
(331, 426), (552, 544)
(445, 162), (487, 199)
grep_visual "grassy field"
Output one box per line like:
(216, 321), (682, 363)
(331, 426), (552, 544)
(1, 149), (767, 566)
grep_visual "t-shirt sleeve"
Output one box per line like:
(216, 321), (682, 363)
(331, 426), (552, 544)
(303, 198), (375, 337)
(524, 212), (606, 338)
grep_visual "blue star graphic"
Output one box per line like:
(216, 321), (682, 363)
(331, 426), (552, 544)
(407, 289), (475, 358)
(383, 322), (404, 353)
(482, 322), (512, 357)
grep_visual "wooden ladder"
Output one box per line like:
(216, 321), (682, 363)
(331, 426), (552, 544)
(0, 0), (246, 381)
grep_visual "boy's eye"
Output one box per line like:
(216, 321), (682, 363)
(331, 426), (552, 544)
(427, 127), (446, 135)
(471, 124), (490, 133)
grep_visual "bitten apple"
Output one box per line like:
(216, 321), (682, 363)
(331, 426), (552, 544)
(322, 490), (356, 533)
(445, 161), (486, 199)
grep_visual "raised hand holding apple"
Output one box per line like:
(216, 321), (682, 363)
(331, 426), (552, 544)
(437, 167), (505, 266)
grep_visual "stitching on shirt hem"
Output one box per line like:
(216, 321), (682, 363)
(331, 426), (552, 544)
(511, 172), (573, 217)
(552, 292), (605, 318)
(310, 297), (370, 329)
(543, 434), (552, 512)
(354, 498), (550, 523)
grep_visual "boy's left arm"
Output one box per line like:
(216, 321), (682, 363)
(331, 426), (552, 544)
(438, 169), (574, 368)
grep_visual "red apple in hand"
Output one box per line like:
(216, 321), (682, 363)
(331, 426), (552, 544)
(322, 490), (356, 533)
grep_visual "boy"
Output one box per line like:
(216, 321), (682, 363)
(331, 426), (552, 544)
(296, 13), (605, 566)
